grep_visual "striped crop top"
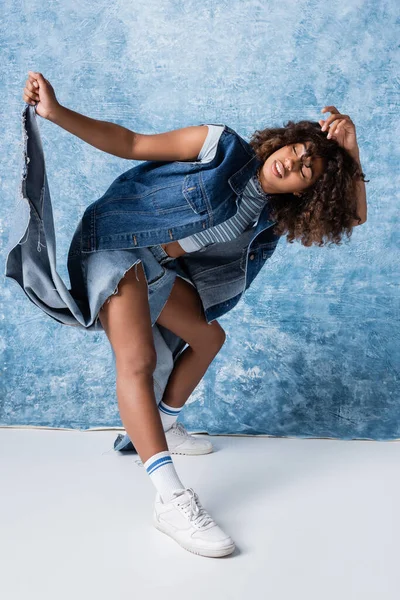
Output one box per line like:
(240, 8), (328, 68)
(177, 125), (270, 252)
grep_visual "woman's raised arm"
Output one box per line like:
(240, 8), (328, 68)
(49, 105), (208, 161)
(24, 71), (209, 162)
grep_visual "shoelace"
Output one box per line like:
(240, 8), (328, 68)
(172, 487), (215, 528)
(171, 422), (188, 437)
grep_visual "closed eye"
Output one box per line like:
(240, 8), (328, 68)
(293, 145), (312, 180)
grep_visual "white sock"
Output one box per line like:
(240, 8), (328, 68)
(143, 450), (186, 503)
(158, 400), (183, 432)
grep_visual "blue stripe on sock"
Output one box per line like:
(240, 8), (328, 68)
(158, 402), (181, 416)
(146, 456), (173, 475)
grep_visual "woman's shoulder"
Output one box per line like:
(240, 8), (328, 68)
(197, 123), (255, 162)
(197, 124), (225, 162)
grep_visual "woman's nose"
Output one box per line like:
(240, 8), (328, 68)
(284, 158), (293, 172)
(284, 157), (301, 173)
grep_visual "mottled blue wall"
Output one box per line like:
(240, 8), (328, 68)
(1, 0), (399, 440)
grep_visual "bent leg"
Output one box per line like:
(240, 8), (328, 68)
(98, 261), (168, 463)
(156, 275), (226, 408)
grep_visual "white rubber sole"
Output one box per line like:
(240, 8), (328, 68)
(153, 515), (236, 558)
(168, 445), (214, 456)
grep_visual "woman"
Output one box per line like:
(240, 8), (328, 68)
(20, 71), (368, 558)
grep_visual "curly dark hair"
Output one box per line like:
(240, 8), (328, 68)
(249, 119), (369, 247)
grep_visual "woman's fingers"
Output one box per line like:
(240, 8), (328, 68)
(23, 87), (36, 104)
(321, 106), (343, 132)
(22, 76), (40, 105)
(27, 72), (39, 89)
(321, 106), (340, 114)
(27, 80), (39, 97)
(320, 107), (358, 151)
(23, 84), (38, 102)
(321, 113), (349, 132)
(327, 118), (345, 139)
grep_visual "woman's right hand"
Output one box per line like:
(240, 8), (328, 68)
(160, 241), (187, 258)
(22, 71), (60, 120)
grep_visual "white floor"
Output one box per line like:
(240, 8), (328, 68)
(0, 427), (399, 600)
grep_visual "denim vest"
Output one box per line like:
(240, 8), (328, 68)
(80, 121), (276, 252)
(5, 105), (280, 419)
(78, 116), (281, 322)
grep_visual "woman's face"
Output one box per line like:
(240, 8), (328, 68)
(258, 141), (325, 196)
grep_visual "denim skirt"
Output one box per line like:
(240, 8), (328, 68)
(67, 222), (188, 331)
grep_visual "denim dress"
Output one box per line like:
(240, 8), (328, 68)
(67, 218), (182, 330)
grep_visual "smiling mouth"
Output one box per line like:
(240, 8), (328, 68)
(272, 160), (284, 178)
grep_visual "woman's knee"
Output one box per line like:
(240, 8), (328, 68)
(116, 347), (158, 378)
(194, 321), (226, 354)
(210, 322), (226, 346)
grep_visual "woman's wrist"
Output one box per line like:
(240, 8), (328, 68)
(46, 102), (64, 123)
(348, 146), (361, 163)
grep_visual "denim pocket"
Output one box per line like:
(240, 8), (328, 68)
(182, 173), (208, 215)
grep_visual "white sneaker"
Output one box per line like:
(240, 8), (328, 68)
(165, 422), (214, 455)
(153, 487), (236, 558)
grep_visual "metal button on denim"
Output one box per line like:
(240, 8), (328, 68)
(249, 254), (255, 260)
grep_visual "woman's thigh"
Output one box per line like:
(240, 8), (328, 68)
(98, 261), (157, 373)
(155, 275), (225, 351)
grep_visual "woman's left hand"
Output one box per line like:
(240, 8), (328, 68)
(319, 106), (359, 155)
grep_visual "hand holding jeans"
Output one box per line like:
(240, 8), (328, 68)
(22, 71), (60, 120)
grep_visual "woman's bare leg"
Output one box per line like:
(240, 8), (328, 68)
(97, 262), (168, 464)
(156, 275), (226, 409)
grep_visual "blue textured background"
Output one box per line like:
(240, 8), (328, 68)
(1, 0), (399, 440)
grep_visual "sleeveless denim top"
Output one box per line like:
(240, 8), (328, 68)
(178, 125), (270, 252)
